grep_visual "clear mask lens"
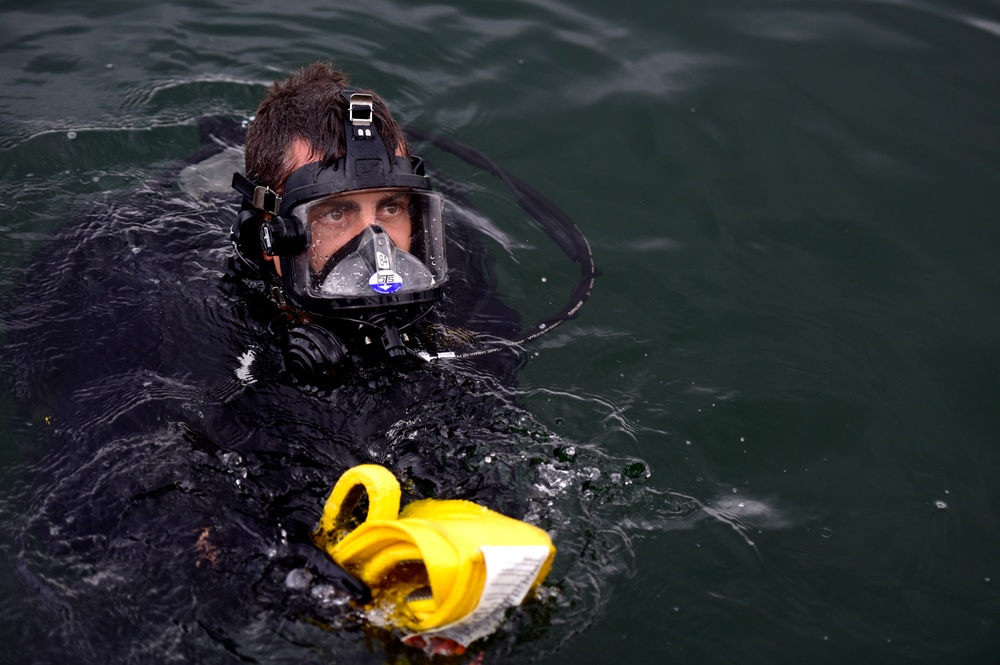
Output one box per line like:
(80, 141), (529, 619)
(287, 188), (447, 301)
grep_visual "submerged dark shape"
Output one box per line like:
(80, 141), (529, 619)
(0, 116), (646, 664)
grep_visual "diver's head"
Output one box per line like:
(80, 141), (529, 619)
(232, 63), (448, 319)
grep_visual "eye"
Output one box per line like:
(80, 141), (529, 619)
(312, 206), (345, 224)
(383, 202), (400, 215)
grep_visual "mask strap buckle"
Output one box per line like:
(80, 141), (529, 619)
(252, 185), (281, 214)
(348, 93), (375, 138)
(231, 171), (282, 215)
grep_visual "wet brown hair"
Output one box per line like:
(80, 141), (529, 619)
(244, 62), (409, 189)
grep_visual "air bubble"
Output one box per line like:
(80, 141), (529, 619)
(285, 568), (313, 590)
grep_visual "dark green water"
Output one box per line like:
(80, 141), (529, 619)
(2, 1), (999, 663)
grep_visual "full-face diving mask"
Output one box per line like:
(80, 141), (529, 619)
(232, 92), (448, 318)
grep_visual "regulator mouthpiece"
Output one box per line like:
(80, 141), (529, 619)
(319, 224), (436, 298)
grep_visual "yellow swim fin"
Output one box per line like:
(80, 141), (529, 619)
(314, 464), (555, 648)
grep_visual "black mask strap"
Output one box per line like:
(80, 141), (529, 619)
(340, 91), (394, 181)
(231, 171), (282, 215)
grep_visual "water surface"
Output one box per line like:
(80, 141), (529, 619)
(2, 1), (999, 663)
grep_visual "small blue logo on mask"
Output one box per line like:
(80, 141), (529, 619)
(369, 271), (403, 294)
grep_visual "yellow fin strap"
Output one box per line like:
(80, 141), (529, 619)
(316, 464), (400, 543)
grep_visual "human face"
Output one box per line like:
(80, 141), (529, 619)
(300, 189), (413, 272)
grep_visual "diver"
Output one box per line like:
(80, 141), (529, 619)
(0, 62), (618, 663)
(228, 61), (601, 611)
